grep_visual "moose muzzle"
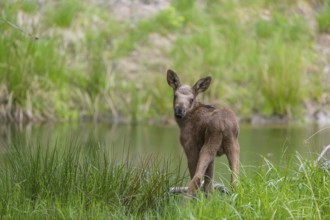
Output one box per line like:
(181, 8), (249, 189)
(174, 107), (185, 118)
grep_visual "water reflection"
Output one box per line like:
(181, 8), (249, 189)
(0, 123), (329, 181)
(0, 123), (182, 164)
(239, 125), (326, 164)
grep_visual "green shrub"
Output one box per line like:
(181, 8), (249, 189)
(19, 0), (39, 14)
(317, 3), (330, 32)
(45, 0), (82, 28)
(257, 40), (303, 115)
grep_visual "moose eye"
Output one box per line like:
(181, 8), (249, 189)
(189, 98), (194, 104)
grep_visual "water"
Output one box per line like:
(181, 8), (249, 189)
(0, 123), (329, 182)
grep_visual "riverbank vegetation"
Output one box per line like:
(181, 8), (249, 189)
(0, 139), (329, 219)
(1, 0), (330, 123)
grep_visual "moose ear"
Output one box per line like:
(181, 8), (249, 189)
(167, 69), (181, 90)
(193, 76), (212, 94)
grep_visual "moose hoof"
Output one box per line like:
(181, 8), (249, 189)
(213, 183), (230, 194)
(169, 186), (188, 194)
(169, 182), (230, 195)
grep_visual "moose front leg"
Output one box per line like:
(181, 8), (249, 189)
(186, 147), (217, 196)
(186, 148), (199, 180)
(202, 160), (214, 193)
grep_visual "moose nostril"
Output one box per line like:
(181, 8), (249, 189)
(175, 108), (185, 118)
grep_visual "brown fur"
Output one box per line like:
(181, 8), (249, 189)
(167, 69), (240, 196)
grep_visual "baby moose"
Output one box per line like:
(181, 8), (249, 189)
(167, 69), (240, 197)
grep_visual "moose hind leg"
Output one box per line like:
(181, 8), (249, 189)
(226, 139), (240, 188)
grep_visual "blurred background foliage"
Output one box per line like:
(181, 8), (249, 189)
(0, 0), (329, 124)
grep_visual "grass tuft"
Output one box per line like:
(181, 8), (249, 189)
(317, 2), (330, 33)
(45, 0), (83, 28)
(0, 136), (329, 218)
(0, 138), (185, 218)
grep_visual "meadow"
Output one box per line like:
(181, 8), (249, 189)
(0, 0), (329, 123)
(0, 137), (329, 219)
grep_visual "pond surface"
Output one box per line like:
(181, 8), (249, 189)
(0, 123), (329, 183)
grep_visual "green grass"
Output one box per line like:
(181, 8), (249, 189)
(170, 1), (314, 117)
(45, 0), (83, 28)
(0, 138), (184, 218)
(317, 2), (330, 33)
(0, 0), (327, 122)
(18, 0), (39, 14)
(156, 157), (329, 219)
(257, 39), (303, 115)
(0, 138), (329, 219)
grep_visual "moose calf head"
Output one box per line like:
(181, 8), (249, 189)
(167, 69), (212, 119)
